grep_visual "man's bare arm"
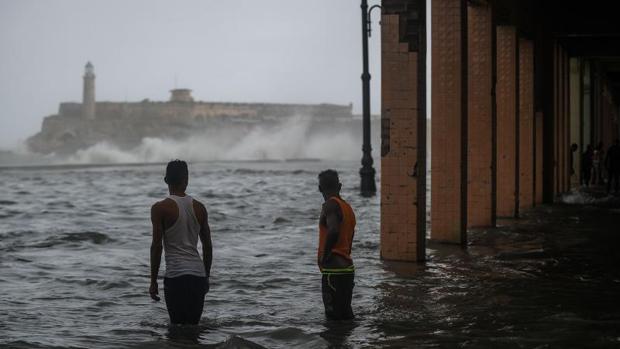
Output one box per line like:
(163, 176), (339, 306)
(197, 203), (213, 278)
(321, 199), (342, 266)
(149, 203), (164, 301)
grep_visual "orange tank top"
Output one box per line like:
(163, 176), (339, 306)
(318, 196), (356, 265)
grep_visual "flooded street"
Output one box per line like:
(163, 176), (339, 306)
(1, 161), (619, 348)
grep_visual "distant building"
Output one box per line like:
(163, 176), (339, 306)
(27, 62), (354, 154)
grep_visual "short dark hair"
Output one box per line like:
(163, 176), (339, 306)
(165, 159), (188, 186)
(318, 169), (340, 192)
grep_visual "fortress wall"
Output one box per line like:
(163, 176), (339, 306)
(59, 100), (353, 125)
(253, 104), (352, 119)
(58, 103), (82, 117)
(41, 115), (70, 135)
(95, 102), (145, 119)
(192, 104), (257, 119)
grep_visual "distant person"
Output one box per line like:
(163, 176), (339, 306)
(149, 160), (212, 325)
(570, 143), (579, 178)
(594, 141), (605, 185)
(605, 139), (620, 194)
(581, 145), (593, 187)
(317, 170), (356, 320)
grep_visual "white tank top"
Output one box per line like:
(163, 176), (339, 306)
(163, 195), (206, 278)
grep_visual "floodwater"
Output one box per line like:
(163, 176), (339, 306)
(1, 160), (619, 348)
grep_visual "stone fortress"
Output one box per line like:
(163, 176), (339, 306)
(27, 62), (356, 154)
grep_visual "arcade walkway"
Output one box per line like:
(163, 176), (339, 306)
(378, 0), (620, 262)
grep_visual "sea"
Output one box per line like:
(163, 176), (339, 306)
(1, 159), (620, 348)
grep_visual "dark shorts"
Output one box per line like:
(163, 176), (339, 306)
(163, 275), (207, 325)
(321, 273), (354, 320)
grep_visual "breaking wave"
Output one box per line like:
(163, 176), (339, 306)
(67, 116), (364, 164)
(559, 189), (617, 205)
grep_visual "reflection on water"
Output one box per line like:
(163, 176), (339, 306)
(1, 161), (619, 348)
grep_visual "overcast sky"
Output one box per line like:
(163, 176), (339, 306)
(0, 0), (382, 148)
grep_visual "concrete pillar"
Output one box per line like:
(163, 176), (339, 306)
(466, 3), (493, 227)
(380, 1), (427, 262)
(431, 0), (466, 243)
(496, 26), (518, 217)
(518, 38), (534, 210)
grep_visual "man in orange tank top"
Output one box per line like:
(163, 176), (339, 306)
(317, 169), (356, 320)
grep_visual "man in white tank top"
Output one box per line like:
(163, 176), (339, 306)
(149, 160), (213, 325)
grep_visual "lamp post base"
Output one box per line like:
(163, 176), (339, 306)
(360, 164), (376, 197)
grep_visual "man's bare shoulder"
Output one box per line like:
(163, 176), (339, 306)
(192, 199), (208, 226)
(152, 198), (175, 212)
(323, 198), (340, 212)
(192, 198), (207, 212)
(323, 198), (343, 220)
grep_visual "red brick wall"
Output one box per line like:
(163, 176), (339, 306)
(466, 4), (493, 227)
(518, 39), (534, 210)
(535, 111), (544, 204)
(431, 0), (464, 243)
(380, 14), (420, 261)
(496, 26), (517, 217)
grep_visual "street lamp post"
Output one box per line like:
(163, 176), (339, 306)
(360, 0), (379, 197)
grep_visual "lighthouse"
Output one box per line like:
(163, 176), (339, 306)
(82, 61), (96, 120)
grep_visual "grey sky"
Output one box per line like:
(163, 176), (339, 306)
(0, 0), (382, 148)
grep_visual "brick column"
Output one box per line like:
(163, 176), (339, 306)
(541, 28), (557, 204)
(518, 39), (534, 210)
(564, 50), (571, 193)
(431, 0), (466, 243)
(466, 3), (493, 227)
(535, 111), (544, 204)
(496, 26), (517, 217)
(570, 58), (581, 188)
(380, 1), (426, 262)
(558, 46), (565, 194)
(553, 44), (560, 196)
(556, 44), (567, 196)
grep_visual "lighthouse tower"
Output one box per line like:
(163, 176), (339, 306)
(82, 61), (96, 120)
